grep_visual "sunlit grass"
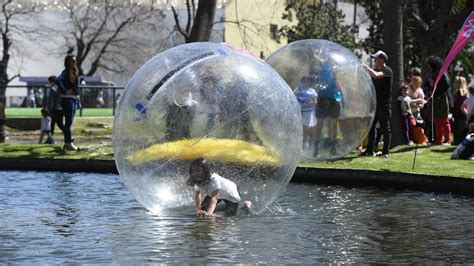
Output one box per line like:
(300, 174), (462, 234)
(303, 144), (474, 179)
(0, 143), (113, 160)
(6, 107), (113, 117)
(2, 113), (473, 179)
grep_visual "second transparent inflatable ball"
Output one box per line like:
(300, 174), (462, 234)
(266, 39), (376, 161)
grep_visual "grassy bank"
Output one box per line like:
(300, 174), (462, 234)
(2, 116), (472, 178)
(0, 142), (472, 178)
(304, 145), (473, 179)
(6, 107), (114, 117)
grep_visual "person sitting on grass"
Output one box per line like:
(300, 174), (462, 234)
(186, 157), (251, 217)
(39, 109), (55, 144)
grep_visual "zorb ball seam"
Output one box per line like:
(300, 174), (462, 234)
(113, 42), (302, 215)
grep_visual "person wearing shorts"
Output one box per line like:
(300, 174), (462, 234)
(294, 76), (317, 149)
(313, 59), (342, 157)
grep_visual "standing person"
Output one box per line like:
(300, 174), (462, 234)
(39, 109), (55, 144)
(409, 76), (425, 120)
(312, 57), (342, 157)
(452, 76), (469, 145)
(56, 55), (81, 151)
(96, 89), (105, 108)
(398, 85), (415, 145)
(427, 56), (452, 145)
(199, 77), (220, 134)
(164, 86), (196, 141)
(361, 50), (393, 158)
(294, 76), (317, 149)
(27, 88), (36, 108)
(47, 76), (64, 138)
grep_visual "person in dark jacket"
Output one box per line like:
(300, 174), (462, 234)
(56, 55), (81, 151)
(47, 76), (64, 139)
(361, 50), (393, 158)
(427, 56), (452, 145)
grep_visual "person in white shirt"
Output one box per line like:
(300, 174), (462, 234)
(186, 157), (251, 216)
(39, 109), (55, 144)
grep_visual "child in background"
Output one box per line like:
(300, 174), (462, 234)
(39, 109), (55, 144)
(186, 157), (251, 217)
(294, 76), (317, 149)
(409, 76), (425, 120)
(398, 86), (414, 145)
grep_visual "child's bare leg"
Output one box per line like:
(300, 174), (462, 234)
(302, 126), (310, 148)
(39, 132), (45, 144)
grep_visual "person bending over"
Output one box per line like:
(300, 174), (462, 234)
(186, 157), (251, 217)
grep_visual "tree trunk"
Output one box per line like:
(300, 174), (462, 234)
(188, 0), (217, 42)
(382, 0), (404, 147)
(0, 63), (8, 143)
(0, 90), (5, 143)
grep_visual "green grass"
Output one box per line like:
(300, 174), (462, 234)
(0, 140), (472, 179)
(303, 145), (474, 179)
(0, 143), (114, 160)
(3, 116), (473, 178)
(6, 107), (114, 117)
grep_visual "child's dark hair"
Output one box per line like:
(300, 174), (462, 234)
(399, 84), (409, 96)
(189, 157), (211, 177)
(41, 108), (49, 116)
(48, 75), (57, 83)
(469, 86), (474, 95)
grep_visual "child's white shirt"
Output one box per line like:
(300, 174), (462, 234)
(398, 95), (412, 115)
(41, 116), (52, 131)
(194, 173), (241, 203)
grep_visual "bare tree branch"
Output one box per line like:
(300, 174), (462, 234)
(56, 0), (163, 77)
(171, 4), (189, 41)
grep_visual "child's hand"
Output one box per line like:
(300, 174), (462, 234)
(196, 210), (208, 217)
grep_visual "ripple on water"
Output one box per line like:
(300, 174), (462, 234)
(1, 171), (474, 263)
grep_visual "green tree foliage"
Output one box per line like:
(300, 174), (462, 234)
(279, 1), (357, 50)
(361, 0), (473, 81)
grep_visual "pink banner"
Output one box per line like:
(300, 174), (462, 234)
(433, 11), (474, 91)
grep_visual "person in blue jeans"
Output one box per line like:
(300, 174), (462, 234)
(56, 55), (81, 151)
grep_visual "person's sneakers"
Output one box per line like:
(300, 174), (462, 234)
(359, 151), (375, 157)
(330, 141), (337, 156)
(378, 153), (389, 158)
(441, 141), (452, 146)
(64, 143), (80, 151)
(313, 141), (320, 157)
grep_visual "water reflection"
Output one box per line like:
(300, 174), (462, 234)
(1, 171), (474, 263)
(41, 174), (79, 237)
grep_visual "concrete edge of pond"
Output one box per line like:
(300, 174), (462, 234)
(1, 157), (473, 194)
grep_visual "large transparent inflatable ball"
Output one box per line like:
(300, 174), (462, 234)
(113, 42), (302, 215)
(266, 39), (376, 161)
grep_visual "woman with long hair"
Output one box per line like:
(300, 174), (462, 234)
(427, 56), (452, 145)
(56, 55), (80, 151)
(452, 76), (468, 144)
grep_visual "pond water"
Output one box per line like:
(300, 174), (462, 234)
(1, 170), (474, 263)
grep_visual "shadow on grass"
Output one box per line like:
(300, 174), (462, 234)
(1, 144), (67, 158)
(430, 146), (456, 153)
(391, 145), (429, 154)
